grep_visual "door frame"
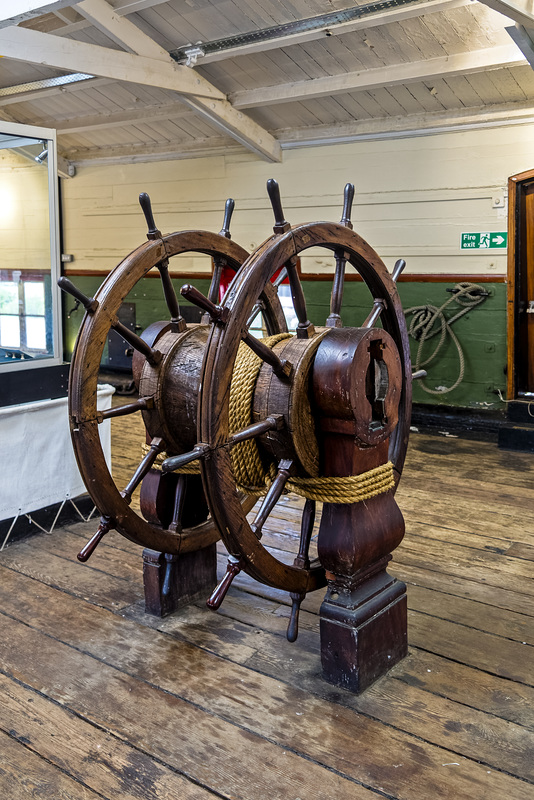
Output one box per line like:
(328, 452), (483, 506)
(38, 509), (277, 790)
(507, 168), (534, 399)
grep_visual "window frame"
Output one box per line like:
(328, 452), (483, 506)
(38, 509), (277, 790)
(0, 121), (62, 374)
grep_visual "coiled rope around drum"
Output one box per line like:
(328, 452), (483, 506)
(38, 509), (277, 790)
(405, 282), (488, 395)
(145, 332), (394, 504)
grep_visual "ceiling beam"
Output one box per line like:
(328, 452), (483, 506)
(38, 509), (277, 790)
(230, 43), (527, 108)
(277, 99), (534, 146)
(506, 22), (534, 66)
(476, 0), (534, 27)
(0, 1), (77, 28)
(65, 136), (243, 165)
(72, 0), (281, 160)
(13, 144), (74, 178)
(0, 26), (224, 100)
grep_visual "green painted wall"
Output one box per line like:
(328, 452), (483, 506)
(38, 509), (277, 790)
(63, 275), (507, 412)
(303, 279), (507, 411)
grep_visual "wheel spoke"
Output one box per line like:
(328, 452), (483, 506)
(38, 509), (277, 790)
(112, 319), (162, 365)
(363, 299), (385, 328)
(121, 437), (165, 504)
(77, 515), (113, 562)
(168, 475), (187, 533)
(162, 443), (210, 474)
(267, 179), (313, 337)
(206, 555), (243, 609)
(246, 300), (264, 329)
(158, 260), (186, 330)
(287, 591), (306, 642)
(208, 257), (225, 306)
(162, 553), (178, 597)
(139, 192), (186, 329)
(326, 250), (347, 328)
(242, 332), (292, 379)
(181, 283), (229, 323)
(285, 256), (314, 336)
(294, 498), (316, 569)
(250, 459), (293, 537)
(272, 267), (287, 289)
(207, 200), (235, 306)
(58, 277), (98, 314)
(99, 396), (153, 422)
(363, 258), (407, 328)
(229, 414), (284, 446)
(340, 183), (355, 228)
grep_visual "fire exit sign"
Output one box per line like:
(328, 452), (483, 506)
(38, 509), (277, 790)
(460, 232), (507, 250)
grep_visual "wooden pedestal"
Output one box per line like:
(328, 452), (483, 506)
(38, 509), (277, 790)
(319, 557), (407, 693)
(142, 543), (217, 617)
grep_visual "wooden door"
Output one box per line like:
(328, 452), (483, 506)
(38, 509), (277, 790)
(507, 170), (534, 397)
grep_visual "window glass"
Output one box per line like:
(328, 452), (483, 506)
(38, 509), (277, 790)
(25, 315), (46, 349)
(24, 281), (45, 315)
(0, 282), (18, 314)
(0, 315), (21, 348)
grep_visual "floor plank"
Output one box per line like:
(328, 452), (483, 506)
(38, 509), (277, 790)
(1, 429), (533, 800)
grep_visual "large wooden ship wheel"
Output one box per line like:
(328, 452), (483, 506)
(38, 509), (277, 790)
(183, 181), (411, 614)
(59, 194), (287, 560)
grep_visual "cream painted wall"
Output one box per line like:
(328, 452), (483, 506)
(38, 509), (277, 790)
(61, 123), (534, 277)
(0, 151), (51, 272)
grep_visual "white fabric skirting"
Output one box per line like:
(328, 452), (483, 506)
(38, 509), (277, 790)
(0, 384), (114, 521)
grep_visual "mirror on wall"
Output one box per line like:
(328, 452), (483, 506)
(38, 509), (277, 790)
(0, 124), (61, 372)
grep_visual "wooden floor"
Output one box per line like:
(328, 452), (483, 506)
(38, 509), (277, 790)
(1, 415), (533, 799)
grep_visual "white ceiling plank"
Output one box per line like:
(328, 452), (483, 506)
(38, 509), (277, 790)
(165, 0), (472, 65)
(477, 0), (534, 26)
(74, 0), (170, 57)
(0, 0), (77, 28)
(230, 43), (527, 108)
(52, 102), (192, 132)
(0, 26), (224, 100)
(0, 77), (112, 107)
(71, 0), (282, 160)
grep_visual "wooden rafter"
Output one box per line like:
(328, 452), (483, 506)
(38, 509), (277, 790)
(0, 2), (282, 162)
(477, 0), (534, 27)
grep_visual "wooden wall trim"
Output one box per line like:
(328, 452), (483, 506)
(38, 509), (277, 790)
(301, 272), (505, 282)
(63, 269), (212, 280)
(65, 268), (506, 283)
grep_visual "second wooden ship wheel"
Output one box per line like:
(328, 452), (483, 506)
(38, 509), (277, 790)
(61, 180), (416, 693)
(59, 195), (287, 568)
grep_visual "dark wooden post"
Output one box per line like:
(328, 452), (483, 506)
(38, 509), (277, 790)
(142, 544), (217, 617)
(140, 469), (217, 617)
(312, 328), (408, 692)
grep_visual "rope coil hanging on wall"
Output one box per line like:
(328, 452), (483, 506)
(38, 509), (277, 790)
(404, 282), (489, 395)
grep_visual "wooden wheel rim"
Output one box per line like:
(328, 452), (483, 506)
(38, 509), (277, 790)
(199, 222), (412, 593)
(68, 230), (286, 554)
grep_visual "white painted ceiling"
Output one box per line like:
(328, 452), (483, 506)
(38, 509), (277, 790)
(0, 0), (533, 174)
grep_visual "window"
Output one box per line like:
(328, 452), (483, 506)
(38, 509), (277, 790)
(0, 273), (50, 359)
(0, 123), (61, 371)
